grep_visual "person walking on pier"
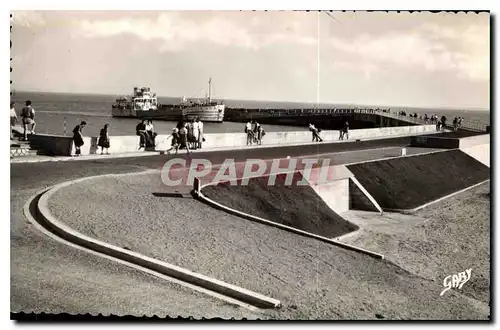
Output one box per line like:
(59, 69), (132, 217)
(441, 116), (447, 130)
(10, 102), (17, 140)
(166, 127), (180, 154)
(72, 121), (86, 156)
(309, 123), (323, 142)
(256, 125), (265, 145)
(21, 100), (36, 141)
(192, 118), (199, 150)
(98, 124), (110, 155)
(245, 121), (253, 145)
(342, 121), (350, 140)
(453, 117), (458, 131)
(179, 123), (191, 154)
(196, 118), (204, 149)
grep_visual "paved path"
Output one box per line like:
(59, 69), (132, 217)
(9, 137), (450, 318)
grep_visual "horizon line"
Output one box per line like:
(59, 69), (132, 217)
(11, 89), (490, 112)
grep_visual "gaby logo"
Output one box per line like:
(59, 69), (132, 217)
(440, 268), (472, 297)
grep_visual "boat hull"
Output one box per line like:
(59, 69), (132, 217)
(111, 104), (225, 122)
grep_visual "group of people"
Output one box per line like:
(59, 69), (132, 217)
(308, 123), (323, 142)
(10, 100), (37, 141)
(245, 121), (265, 145)
(135, 119), (157, 150)
(308, 121), (349, 142)
(164, 118), (205, 155)
(452, 117), (464, 131)
(72, 121), (111, 156)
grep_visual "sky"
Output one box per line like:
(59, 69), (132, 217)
(10, 10), (490, 109)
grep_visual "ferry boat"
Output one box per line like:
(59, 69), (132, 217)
(111, 78), (225, 122)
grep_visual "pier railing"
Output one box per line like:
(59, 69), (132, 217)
(225, 107), (489, 133)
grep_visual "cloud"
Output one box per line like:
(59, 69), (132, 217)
(76, 12), (317, 51)
(11, 11), (46, 28)
(326, 21), (489, 82)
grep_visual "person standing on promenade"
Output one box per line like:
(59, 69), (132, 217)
(21, 100), (36, 141)
(256, 125), (265, 145)
(179, 123), (191, 154)
(441, 116), (447, 130)
(186, 119), (194, 149)
(98, 124), (110, 155)
(192, 118), (199, 150)
(10, 102), (17, 140)
(196, 117), (204, 149)
(145, 119), (157, 149)
(342, 121), (349, 140)
(72, 121), (86, 157)
(245, 121), (253, 145)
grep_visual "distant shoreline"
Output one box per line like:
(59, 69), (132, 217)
(11, 90), (489, 113)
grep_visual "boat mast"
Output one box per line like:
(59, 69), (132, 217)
(208, 77), (212, 103)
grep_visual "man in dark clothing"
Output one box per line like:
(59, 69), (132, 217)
(136, 119), (148, 149)
(21, 100), (36, 141)
(342, 121), (349, 140)
(441, 116), (447, 130)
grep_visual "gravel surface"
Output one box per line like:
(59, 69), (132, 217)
(47, 171), (489, 319)
(340, 182), (490, 304)
(11, 188), (258, 319)
(347, 150), (490, 209)
(201, 173), (358, 237)
(7, 142), (449, 318)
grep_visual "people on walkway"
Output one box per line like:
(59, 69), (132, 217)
(136, 119), (148, 149)
(10, 101), (17, 140)
(72, 121), (87, 157)
(98, 124), (110, 154)
(21, 100), (36, 141)
(309, 123), (323, 142)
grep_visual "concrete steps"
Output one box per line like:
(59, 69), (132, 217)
(10, 139), (42, 158)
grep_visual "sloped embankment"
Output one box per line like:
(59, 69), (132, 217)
(201, 173), (358, 237)
(346, 150), (490, 210)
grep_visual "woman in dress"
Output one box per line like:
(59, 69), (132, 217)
(72, 121), (87, 156)
(98, 124), (110, 155)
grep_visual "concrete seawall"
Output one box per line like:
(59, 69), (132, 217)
(25, 124), (437, 156)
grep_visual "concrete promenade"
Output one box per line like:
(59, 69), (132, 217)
(10, 137), (424, 317)
(10, 138), (488, 318)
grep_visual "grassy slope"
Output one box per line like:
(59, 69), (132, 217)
(346, 150), (490, 209)
(201, 173), (358, 238)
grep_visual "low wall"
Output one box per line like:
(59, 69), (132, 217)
(458, 134), (490, 167)
(202, 124), (437, 149)
(26, 124), (437, 156)
(458, 134), (490, 149)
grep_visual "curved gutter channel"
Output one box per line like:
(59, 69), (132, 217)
(25, 185), (281, 311)
(194, 178), (384, 260)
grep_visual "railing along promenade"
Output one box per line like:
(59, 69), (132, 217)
(225, 107), (489, 133)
